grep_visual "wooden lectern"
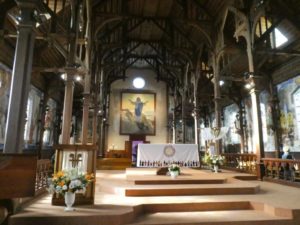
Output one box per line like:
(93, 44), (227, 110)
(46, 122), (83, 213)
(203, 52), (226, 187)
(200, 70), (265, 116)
(52, 144), (97, 205)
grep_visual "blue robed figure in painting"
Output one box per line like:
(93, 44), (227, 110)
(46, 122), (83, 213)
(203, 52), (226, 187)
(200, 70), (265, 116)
(129, 97), (149, 130)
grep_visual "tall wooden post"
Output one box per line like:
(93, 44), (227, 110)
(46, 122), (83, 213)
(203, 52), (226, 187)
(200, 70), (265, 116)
(181, 63), (189, 143)
(172, 108), (176, 144)
(245, 35), (265, 179)
(92, 107), (98, 145)
(81, 73), (90, 144)
(61, 73), (75, 144)
(212, 56), (222, 154)
(269, 81), (281, 158)
(4, 1), (36, 153)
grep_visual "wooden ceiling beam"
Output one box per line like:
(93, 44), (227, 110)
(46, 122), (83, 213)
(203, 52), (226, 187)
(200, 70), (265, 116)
(256, 49), (300, 56)
(102, 41), (141, 62)
(32, 66), (87, 75)
(147, 42), (185, 65)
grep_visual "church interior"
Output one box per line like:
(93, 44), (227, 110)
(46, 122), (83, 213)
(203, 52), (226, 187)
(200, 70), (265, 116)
(1, 0), (300, 224)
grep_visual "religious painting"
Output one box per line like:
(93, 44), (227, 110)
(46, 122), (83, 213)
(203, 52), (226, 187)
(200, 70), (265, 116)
(120, 91), (156, 135)
(277, 75), (300, 152)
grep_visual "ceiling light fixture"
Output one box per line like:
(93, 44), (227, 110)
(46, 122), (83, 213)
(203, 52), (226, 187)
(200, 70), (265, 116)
(133, 77), (145, 89)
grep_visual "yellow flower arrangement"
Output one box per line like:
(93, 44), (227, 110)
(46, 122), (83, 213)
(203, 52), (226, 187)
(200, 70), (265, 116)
(203, 153), (225, 166)
(48, 168), (94, 195)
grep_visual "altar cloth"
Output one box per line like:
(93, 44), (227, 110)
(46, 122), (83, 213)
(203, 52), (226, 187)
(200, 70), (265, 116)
(137, 144), (200, 167)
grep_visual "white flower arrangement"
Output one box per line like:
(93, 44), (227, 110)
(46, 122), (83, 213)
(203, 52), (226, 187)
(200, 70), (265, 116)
(48, 167), (94, 195)
(168, 164), (180, 173)
(203, 154), (225, 166)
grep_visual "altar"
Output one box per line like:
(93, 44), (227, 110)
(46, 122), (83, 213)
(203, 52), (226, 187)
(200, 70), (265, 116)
(137, 144), (200, 167)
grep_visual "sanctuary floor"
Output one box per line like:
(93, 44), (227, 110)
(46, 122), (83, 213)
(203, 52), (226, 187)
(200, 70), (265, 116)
(9, 168), (300, 225)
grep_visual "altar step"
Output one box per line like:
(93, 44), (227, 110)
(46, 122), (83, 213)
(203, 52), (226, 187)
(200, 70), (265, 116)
(8, 201), (296, 225)
(124, 186), (258, 197)
(96, 158), (132, 170)
(98, 168), (259, 197)
(126, 202), (294, 225)
(99, 182), (259, 197)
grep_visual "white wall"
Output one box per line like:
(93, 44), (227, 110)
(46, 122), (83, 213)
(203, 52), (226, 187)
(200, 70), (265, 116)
(107, 68), (168, 150)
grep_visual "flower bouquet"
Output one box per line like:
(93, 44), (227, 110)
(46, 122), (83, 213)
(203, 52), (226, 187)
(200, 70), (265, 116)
(168, 164), (180, 178)
(203, 154), (225, 166)
(203, 154), (225, 173)
(48, 168), (94, 211)
(48, 167), (94, 195)
(168, 164), (180, 173)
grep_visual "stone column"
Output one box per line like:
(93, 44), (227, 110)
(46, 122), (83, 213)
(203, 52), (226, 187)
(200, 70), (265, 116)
(4, 1), (36, 153)
(61, 73), (75, 144)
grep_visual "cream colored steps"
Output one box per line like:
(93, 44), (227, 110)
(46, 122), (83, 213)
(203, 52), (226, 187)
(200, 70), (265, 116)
(126, 210), (292, 225)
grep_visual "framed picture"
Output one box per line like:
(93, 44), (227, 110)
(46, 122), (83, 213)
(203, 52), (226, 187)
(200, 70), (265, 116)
(120, 91), (156, 135)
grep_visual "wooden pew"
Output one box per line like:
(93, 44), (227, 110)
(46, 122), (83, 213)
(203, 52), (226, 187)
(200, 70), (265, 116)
(0, 154), (37, 199)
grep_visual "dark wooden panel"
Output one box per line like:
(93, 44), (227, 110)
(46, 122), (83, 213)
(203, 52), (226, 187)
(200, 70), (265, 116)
(0, 154), (37, 199)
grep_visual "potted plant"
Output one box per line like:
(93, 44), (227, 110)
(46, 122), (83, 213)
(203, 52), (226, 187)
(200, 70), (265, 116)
(168, 164), (180, 179)
(48, 168), (94, 211)
(203, 153), (225, 173)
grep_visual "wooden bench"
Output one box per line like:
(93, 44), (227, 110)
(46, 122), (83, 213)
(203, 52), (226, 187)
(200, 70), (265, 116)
(0, 154), (37, 199)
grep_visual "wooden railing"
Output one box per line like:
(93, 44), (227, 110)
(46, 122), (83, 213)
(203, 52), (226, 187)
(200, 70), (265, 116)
(35, 159), (52, 195)
(262, 158), (300, 182)
(221, 153), (257, 174)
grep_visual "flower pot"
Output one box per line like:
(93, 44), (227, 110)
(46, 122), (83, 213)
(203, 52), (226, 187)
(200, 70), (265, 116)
(213, 165), (219, 173)
(170, 171), (179, 179)
(64, 192), (75, 211)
